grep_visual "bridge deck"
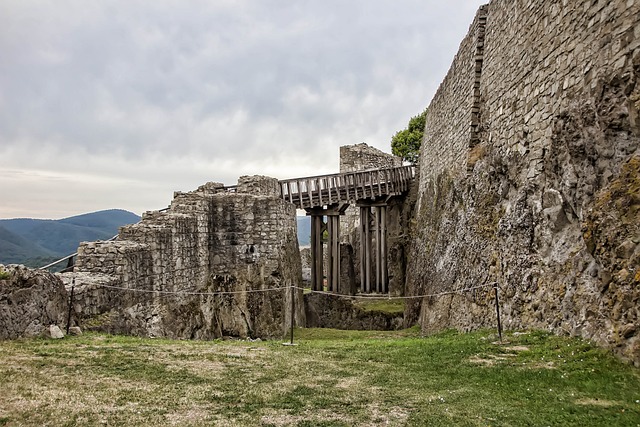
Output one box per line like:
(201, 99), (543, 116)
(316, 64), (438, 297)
(279, 165), (414, 210)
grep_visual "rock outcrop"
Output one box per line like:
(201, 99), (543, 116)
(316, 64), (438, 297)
(0, 265), (68, 339)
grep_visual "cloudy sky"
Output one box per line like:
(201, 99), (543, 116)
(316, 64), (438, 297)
(1, 0), (485, 219)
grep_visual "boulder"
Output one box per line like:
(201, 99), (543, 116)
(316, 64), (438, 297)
(49, 325), (64, 339)
(0, 265), (68, 339)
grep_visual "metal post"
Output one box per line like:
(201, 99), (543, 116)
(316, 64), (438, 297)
(66, 278), (75, 335)
(290, 284), (295, 345)
(494, 283), (503, 342)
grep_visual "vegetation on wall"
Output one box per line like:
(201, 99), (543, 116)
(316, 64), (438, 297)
(391, 108), (427, 165)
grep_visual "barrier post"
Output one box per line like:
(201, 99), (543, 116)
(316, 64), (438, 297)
(493, 283), (502, 342)
(290, 284), (295, 345)
(66, 278), (75, 334)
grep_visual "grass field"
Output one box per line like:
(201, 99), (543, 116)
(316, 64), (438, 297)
(1, 328), (639, 426)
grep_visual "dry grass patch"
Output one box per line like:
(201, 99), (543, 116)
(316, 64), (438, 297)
(575, 398), (622, 407)
(1, 329), (639, 426)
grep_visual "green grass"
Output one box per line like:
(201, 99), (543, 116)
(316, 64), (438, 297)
(0, 329), (639, 426)
(353, 298), (405, 314)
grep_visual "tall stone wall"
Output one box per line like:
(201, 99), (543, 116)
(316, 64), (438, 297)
(407, 0), (640, 365)
(66, 177), (303, 339)
(418, 6), (487, 191)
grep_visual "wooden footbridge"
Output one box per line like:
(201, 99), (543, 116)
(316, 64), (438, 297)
(278, 165), (414, 294)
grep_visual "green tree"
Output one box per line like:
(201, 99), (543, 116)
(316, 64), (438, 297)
(391, 108), (427, 165)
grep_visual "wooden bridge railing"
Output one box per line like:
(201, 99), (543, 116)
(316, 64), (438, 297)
(279, 165), (414, 209)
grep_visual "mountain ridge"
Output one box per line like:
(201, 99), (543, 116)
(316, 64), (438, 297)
(0, 209), (141, 267)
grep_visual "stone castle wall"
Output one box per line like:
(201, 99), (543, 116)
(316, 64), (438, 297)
(419, 6), (487, 190)
(68, 176), (303, 339)
(407, 0), (640, 364)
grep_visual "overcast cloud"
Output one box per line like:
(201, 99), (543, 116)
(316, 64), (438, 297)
(0, 0), (486, 219)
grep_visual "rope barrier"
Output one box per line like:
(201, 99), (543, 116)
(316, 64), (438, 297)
(66, 276), (503, 345)
(69, 281), (288, 296)
(66, 277), (494, 299)
(295, 283), (495, 300)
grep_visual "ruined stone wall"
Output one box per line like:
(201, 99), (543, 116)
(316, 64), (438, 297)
(407, 0), (640, 365)
(339, 143), (402, 174)
(68, 177), (303, 340)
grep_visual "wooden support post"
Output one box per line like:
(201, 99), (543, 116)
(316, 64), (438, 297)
(326, 215), (340, 293)
(317, 216), (324, 291)
(333, 216), (340, 292)
(375, 206), (382, 293)
(363, 208), (372, 293)
(359, 207), (366, 293)
(310, 215), (324, 291)
(310, 214), (317, 290)
(327, 215), (334, 292)
(381, 206), (388, 293)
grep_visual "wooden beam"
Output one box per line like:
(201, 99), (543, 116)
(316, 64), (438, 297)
(310, 215), (325, 291)
(364, 208), (371, 293)
(327, 215), (334, 291)
(375, 206), (382, 293)
(359, 207), (366, 293)
(310, 213), (318, 290)
(381, 206), (388, 293)
(334, 216), (340, 292)
(328, 216), (340, 292)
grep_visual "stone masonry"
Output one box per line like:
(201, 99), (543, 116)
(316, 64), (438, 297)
(407, 0), (640, 365)
(64, 176), (303, 339)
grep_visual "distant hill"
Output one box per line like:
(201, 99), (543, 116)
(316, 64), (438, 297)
(297, 216), (310, 247)
(0, 209), (141, 268)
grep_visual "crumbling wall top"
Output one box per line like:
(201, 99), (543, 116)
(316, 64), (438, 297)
(237, 175), (280, 197)
(339, 143), (402, 173)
